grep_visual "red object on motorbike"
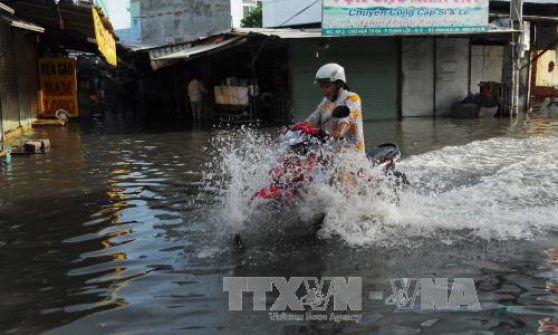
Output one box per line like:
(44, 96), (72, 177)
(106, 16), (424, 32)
(539, 318), (558, 332)
(271, 153), (317, 183)
(290, 123), (321, 135)
(253, 153), (318, 202)
(252, 184), (295, 201)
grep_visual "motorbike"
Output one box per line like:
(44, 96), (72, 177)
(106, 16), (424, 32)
(233, 106), (408, 249)
(252, 106), (408, 205)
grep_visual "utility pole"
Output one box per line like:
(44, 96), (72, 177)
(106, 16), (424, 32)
(510, 0), (523, 117)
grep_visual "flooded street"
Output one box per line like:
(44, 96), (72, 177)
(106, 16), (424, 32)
(1, 114), (558, 334)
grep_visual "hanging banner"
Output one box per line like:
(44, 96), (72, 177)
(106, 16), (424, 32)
(322, 0), (489, 36)
(92, 6), (117, 66)
(38, 58), (79, 118)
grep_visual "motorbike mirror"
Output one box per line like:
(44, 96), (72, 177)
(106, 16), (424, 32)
(332, 105), (351, 119)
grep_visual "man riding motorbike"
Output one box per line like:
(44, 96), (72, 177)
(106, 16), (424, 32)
(255, 64), (368, 202)
(304, 63), (366, 156)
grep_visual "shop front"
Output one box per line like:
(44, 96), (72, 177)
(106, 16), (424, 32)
(289, 37), (399, 122)
(0, 2), (44, 143)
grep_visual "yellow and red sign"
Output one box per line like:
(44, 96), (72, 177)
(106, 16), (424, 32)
(38, 58), (79, 118)
(92, 7), (117, 66)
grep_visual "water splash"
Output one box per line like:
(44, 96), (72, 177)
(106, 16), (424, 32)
(205, 126), (282, 233)
(208, 127), (558, 247)
(321, 135), (558, 246)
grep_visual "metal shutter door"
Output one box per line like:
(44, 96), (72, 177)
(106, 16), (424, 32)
(0, 23), (20, 132)
(290, 37), (398, 122)
(14, 31), (31, 127)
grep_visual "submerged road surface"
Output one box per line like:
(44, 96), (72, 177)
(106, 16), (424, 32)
(1, 114), (558, 334)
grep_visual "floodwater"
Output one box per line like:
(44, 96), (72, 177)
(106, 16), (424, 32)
(1, 113), (558, 334)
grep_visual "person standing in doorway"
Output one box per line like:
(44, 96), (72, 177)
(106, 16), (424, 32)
(188, 75), (208, 123)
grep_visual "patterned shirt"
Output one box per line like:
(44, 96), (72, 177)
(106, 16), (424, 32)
(305, 90), (366, 155)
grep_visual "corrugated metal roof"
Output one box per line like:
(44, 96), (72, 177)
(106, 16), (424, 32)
(8, 1), (117, 40)
(147, 41), (195, 70)
(154, 37), (245, 60)
(119, 41), (157, 52)
(149, 43), (194, 60)
(0, 13), (44, 32)
(149, 36), (246, 70)
(0, 1), (15, 15)
(0, 2), (44, 33)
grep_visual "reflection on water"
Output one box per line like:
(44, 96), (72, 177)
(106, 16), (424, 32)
(0, 115), (557, 334)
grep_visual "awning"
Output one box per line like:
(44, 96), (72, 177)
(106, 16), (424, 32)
(0, 1), (14, 14)
(147, 28), (320, 70)
(148, 42), (195, 61)
(120, 41), (158, 52)
(154, 36), (245, 60)
(146, 29), (322, 71)
(149, 36), (246, 70)
(0, 1), (44, 33)
(0, 12), (44, 32)
(6, 1), (117, 41)
(147, 42), (193, 71)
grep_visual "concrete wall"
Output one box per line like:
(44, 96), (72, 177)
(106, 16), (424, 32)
(263, 0), (321, 28)
(116, 25), (142, 45)
(435, 38), (470, 116)
(402, 38), (471, 117)
(231, 0), (243, 28)
(402, 38), (435, 117)
(139, 0), (232, 45)
(117, 0), (142, 44)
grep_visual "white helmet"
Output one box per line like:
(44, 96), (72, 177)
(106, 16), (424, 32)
(315, 63), (346, 85)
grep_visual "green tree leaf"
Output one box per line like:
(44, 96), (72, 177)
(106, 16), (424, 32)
(241, 3), (262, 28)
